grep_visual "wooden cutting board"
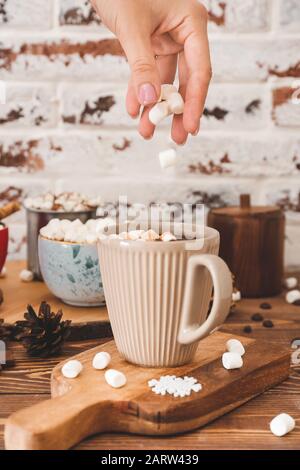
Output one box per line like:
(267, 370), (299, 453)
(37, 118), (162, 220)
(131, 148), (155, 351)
(4, 331), (290, 450)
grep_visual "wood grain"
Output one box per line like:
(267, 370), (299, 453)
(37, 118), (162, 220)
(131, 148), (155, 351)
(4, 332), (290, 450)
(0, 260), (109, 324)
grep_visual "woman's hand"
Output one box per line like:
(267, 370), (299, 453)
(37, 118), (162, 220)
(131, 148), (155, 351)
(91, 0), (212, 145)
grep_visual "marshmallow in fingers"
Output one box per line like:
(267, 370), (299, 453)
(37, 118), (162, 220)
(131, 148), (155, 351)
(167, 92), (184, 114)
(149, 101), (170, 125)
(159, 84), (177, 101)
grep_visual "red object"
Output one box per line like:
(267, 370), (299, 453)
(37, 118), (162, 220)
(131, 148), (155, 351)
(0, 225), (8, 272)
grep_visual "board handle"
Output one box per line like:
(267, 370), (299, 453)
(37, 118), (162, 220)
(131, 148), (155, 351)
(178, 254), (232, 345)
(5, 392), (108, 450)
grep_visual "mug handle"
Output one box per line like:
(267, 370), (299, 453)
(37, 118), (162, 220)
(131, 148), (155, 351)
(178, 254), (232, 345)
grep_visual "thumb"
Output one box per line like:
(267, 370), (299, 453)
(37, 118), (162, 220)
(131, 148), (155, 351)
(121, 33), (161, 106)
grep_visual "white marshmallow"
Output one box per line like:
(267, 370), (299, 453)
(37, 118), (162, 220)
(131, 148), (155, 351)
(118, 231), (131, 240)
(141, 229), (160, 241)
(19, 269), (34, 282)
(167, 92), (184, 114)
(92, 351), (111, 370)
(149, 101), (170, 125)
(104, 369), (127, 388)
(285, 277), (298, 289)
(222, 352), (243, 370)
(61, 359), (83, 379)
(158, 149), (178, 169)
(286, 289), (300, 304)
(226, 339), (245, 356)
(159, 84), (177, 101)
(161, 232), (177, 242)
(270, 413), (295, 437)
(232, 291), (241, 302)
(86, 233), (98, 244)
(127, 230), (145, 240)
(0, 266), (7, 278)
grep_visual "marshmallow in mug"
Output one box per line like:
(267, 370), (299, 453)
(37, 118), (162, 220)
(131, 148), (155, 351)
(107, 229), (178, 242)
(40, 217), (114, 244)
(24, 192), (101, 212)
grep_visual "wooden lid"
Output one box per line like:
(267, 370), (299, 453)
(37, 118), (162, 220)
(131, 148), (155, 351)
(210, 194), (283, 218)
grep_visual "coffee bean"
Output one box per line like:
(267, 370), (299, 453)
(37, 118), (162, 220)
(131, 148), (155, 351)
(260, 302), (272, 310)
(293, 299), (300, 306)
(243, 325), (252, 334)
(263, 320), (274, 328)
(251, 313), (264, 322)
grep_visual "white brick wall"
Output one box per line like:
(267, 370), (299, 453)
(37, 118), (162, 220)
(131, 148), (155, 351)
(0, 0), (300, 268)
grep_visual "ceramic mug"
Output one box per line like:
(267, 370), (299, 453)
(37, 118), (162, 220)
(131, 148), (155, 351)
(98, 223), (232, 367)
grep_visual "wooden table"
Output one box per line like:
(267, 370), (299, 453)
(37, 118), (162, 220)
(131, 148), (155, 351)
(1, 262), (300, 449)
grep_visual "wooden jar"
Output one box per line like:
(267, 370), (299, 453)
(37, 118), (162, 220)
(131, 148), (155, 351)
(207, 195), (285, 298)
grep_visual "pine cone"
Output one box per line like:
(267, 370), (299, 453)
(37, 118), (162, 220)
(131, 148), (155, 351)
(15, 302), (71, 357)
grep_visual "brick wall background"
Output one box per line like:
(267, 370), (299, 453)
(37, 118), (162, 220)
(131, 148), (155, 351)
(0, 0), (300, 267)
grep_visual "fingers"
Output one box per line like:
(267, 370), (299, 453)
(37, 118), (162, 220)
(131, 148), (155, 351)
(171, 52), (189, 145)
(183, 16), (212, 134)
(126, 78), (140, 118)
(120, 26), (161, 106)
(138, 54), (177, 139)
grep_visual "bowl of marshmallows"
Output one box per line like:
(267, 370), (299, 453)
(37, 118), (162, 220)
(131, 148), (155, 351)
(38, 217), (113, 307)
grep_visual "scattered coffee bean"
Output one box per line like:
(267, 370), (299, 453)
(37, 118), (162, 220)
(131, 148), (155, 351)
(263, 320), (274, 328)
(251, 313), (264, 322)
(293, 299), (300, 306)
(260, 302), (272, 310)
(243, 325), (252, 334)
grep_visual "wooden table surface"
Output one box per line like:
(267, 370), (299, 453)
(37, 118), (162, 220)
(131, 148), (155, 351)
(1, 262), (300, 450)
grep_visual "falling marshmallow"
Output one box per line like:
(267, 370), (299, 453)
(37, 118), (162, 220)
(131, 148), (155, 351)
(286, 289), (300, 304)
(149, 101), (170, 125)
(285, 277), (298, 290)
(105, 369), (127, 388)
(158, 149), (178, 169)
(19, 269), (34, 282)
(226, 339), (245, 356)
(270, 413), (295, 437)
(167, 92), (184, 114)
(92, 351), (111, 370)
(61, 360), (83, 379)
(222, 352), (243, 370)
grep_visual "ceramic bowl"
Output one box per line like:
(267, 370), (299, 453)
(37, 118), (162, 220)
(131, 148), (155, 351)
(38, 236), (105, 307)
(0, 224), (8, 272)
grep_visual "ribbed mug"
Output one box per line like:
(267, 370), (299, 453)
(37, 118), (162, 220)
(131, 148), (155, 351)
(98, 224), (232, 367)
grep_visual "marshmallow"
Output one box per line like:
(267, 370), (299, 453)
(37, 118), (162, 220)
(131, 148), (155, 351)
(24, 192), (100, 212)
(161, 232), (177, 242)
(285, 277), (298, 289)
(159, 84), (177, 101)
(92, 351), (111, 370)
(61, 359), (83, 379)
(127, 230), (145, 240)
(104, 369), (127, 388)
(86, 233), (98, 244)
(232, 291), (242, 302)
(226, 339), (245, 356)
(19, 269), (34, 282)
(0, 266), (7, 278)
(149, 101), (170, 125)
(141, 229), (160, 241)
(270, 413), (295, 437)
(158, 149), (178, 169)
(286, 289), (300, 304)
(167, 92), (184, 114)
(222, 352), (243, 370)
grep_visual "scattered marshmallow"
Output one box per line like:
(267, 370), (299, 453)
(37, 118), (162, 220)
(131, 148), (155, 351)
(167, 92), (184, 114)
(149, 101), (170, 125)
(222, 352), (243, 370)
(92, 351), (111, 370)
(160, 231), (177, 242)
(24, 192), (102, 212)
(285, 277), (298, 290)
(159, 84), (177, 101)
(232, 291), (241, 302)
(286, 289), (300, 304)
(270, 413), (295, 437)
(158, 149), (178, 169)
(0, 266), (7, 278)
(19, 269), (34, 282)
(104, 369), (127, 388)
(141, 229), (160, 241)
(226, 339), (245, 356)
(148, 375), (202, 398)
(61, 359), (83, 379)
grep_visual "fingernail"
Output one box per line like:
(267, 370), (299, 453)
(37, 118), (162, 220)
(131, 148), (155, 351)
(139, 83), (157, 105)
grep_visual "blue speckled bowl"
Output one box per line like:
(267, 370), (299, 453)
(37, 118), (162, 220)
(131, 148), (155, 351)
(38, 236), (105, 307)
